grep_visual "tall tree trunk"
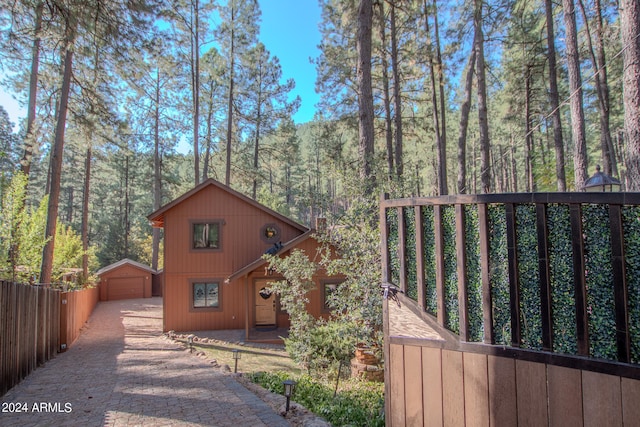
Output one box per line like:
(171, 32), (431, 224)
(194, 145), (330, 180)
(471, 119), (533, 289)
(192, 0), (200, 185)
(225, 46), (234, 186)
(203, 81), (214, 181)
(525, 65), (535, 192)
(424, 0), (446, 195)
(433, 0), (447, 194)
(456, 36), (476, 194)
(578, 0), (615, 176)
(21, 0), (43, 176)
(152, 68), (162, 271)
(390, 1), (403, 179)
(545, 0), (567, 191)
(377, 1), (393, 180)
(510, 136), (518, 192)
(621, 0), (640, 190)
(81, 147), (91, 280)
(357, 0), (375, 185)
(40, 18), (76, 285)
(563, 0), (589, 188)
(475, 0), (490, 194)
(252, 95), (262, 200)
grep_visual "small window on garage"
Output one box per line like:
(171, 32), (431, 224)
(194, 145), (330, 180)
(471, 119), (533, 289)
(192, 281), (221, 310)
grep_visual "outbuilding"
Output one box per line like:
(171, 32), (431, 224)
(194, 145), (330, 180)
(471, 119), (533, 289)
(96, 259), (156, 301)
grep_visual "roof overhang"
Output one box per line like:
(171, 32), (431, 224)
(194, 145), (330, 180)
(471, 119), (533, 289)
(225, 230), (314, 284)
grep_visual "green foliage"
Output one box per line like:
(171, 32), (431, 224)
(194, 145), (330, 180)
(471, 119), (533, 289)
(403, 207), (417, 299)
(623, 206), (640, 364)
(442, 206), (459, 334)
(421, 206), (437, 315)
(516, 204), (542, 350)
(465, 206), (483, 342)
(264, 249), (317, 367)
(387, 208), (400, 286)
(489, 204), (511, 345)
(249, 371), (384, 427)
(266, 198), (382, 372)
(547, 204), (577, 355)
(583, 205), (616, 360)
(0, 173), (96, 285)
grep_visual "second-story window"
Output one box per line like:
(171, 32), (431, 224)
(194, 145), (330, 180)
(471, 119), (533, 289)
(192, 221), (221, 250)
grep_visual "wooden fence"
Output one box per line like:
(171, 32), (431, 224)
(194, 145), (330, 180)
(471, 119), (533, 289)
(380, 192), (640, 426)
(60, 286), (99, 351)
(0, 282), (99, 396)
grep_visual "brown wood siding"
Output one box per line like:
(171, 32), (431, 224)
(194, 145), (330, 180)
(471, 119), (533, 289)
(163, 185), (303, 276)
(162, 185), (311, 332)
(163, 273), (246, 332)
(403, 345), (423, 426)
(387, 342), (640, 427)
(547, 365), (583, 427)
(442, 349), (465, 426)
(422, 346), (443, 427)
(582, 371), (622, 427)
(390, 343), (406, 426)
(463, 352), (489, 427)
(516, 359), (548, 427)
(622, 378), (640, 424)
(487, 355), (517, 426)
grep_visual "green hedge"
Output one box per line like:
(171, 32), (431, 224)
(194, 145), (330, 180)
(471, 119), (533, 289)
(249, 371), (384, 427)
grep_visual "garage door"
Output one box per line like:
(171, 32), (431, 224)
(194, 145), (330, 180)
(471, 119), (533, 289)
(107, 277), (144, 300)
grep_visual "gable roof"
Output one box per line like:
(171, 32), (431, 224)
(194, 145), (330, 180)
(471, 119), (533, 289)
(147, 178), (308, 233)
(96, 258), (156, 276)
(225, 230), (315, 283)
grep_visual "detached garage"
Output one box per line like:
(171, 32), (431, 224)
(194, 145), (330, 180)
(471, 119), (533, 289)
(97, 259), (156, 301)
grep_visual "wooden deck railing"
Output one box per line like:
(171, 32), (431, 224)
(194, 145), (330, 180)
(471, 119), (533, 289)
(380, 192), (640, 376)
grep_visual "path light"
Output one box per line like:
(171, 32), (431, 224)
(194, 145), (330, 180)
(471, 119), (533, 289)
(232, 349), (241, 373)
(282, 379), (297, 412)
(583, 164), (621, 192)
(188, 335), (194, 353)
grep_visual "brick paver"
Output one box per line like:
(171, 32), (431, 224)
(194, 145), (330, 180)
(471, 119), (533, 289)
(0, 298), (289, 427)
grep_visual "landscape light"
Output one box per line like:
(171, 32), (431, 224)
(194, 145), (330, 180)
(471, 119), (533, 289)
(282, 379), (297, 412)
(232, 349), (241, 373)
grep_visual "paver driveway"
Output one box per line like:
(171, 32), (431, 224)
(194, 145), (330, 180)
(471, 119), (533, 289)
(0, 297), (289, 427)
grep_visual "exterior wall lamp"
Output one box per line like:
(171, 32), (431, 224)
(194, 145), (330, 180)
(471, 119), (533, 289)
(583, 164), (622, 192)
(232, 349), (241, 373)
(282, 379), (297, 412)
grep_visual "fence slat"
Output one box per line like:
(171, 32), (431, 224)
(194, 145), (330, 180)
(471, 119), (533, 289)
(570, 204), (590, 356)
(455, 205), (469, 341)
(505, 203), (521, 348)
(609, 204), (630, 363)
(536, 203), (554, 351)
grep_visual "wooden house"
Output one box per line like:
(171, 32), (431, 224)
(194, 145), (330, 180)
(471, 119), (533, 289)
(147, 178), (337, 338)
(96, 258), (155, 301)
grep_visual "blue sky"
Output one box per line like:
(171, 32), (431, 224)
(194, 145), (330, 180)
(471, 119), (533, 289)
(0, 0), (322, 130)
(260, 0), (321, 123)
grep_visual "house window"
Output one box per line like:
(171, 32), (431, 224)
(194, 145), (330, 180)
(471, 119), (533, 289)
(322, 281), (341, 312)
(192, 221), (221, 250)
(193, 281), (220, 308)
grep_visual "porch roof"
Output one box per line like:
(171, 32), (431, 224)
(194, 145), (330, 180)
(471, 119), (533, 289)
(225, 230), (314, 284)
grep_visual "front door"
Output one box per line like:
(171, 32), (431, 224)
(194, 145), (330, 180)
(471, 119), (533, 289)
(254, 280), (276, 326)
